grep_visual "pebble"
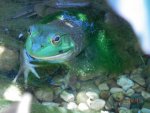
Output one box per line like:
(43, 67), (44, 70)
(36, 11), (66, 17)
(110, 87), (124, 94)
(86, 91), (99, 100)
(119, 107), (132, 113)
(76, 92), (89, 104)
(125, 89), (135, 96)
(87, 99), (106, 111)
(112, 92), (124, 102)
(3, 84), (22, 101)
(60, 91), (74, 102)
(105, 96), (115, 110)
(80, 81), (99, 93)
(117, 76), (134, 91)
(0, 46), (18, 72)
(130, 93), (144, 109)
(142, 91), (150, 100)
(141, 108), (150, 113)
(42, 102), (59, 107)
(107, 79), (118, 88)
(98, 83), (109, 91)
(120, 98), (131, 109)
(130, 74), (145, 86)
(67, 102), (77, 110)
(131, 68), (143, 75)
(100, 111), (110, 113)
(78, 103), (89, 111)
(34, 88), (53, 102)
(100, 90), (110, 100)
(132, 83), (145, 93)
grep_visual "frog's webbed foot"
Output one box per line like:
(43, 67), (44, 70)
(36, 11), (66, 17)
(13, 49), (40, 87)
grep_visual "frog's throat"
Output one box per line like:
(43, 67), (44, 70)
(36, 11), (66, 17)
(29, 50), (73, 61)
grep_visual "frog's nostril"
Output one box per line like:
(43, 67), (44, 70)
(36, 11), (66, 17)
(41, 44), (44, 48)
(59, 50), (63, 53)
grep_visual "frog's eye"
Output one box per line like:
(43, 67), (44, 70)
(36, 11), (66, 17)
(51, 35), (61, 45)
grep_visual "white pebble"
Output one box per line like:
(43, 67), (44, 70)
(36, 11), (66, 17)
(110, 87), (123, 94)
(60, 91), (74, 102)
(78, 103), (89, 111)
(87, 99), (106, 111)
(67, 102), (77, 110)
(86, 91), (99, 100)
(3, 84), (22, 101)
(117, 76), (134, 91)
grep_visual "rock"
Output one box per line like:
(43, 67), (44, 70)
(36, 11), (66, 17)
(131, 67), (143, 75)
(117, 76), (134, 91)
(110, 87), (124, 94)
(76, 92), (89, 104)
(130, 93), (144, 109)
(78, 70), (106, 81)
(141, 108), (150, 113)
(86, 91), (99, 100)
(99, 90), (110, 100)
(130, 74), (145, 86)
(100, 111), (110, 113)
(107, 79), (118, 88)
(67, 102), (77, 110)
(60, 91), (74, 102)
(132, 83), (145, 93)
(87, 99), (106, 111)
(0, 46), (18, 72)
(112, 92), (124, 102)
(79, 81), (99, 93)
(94, 76), (107, 87)
(42, 102), (59, 107)
(34, 87), (53, 102)
(119, 107), (132, 113)
(3, 84), (22, 101)
(98, 83), (109, 91)
(105, 96), (115, 110)
(142, 91), (150, 100)
(78, 103), (89, 111)
(120, 98), (131, 109)
(125, 89), (135, 96)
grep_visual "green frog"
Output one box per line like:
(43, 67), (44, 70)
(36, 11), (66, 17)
(13, 12), (91, 87)
(13, 11), (127, 88)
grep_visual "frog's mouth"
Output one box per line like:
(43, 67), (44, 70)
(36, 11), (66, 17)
(28, 49), (74, 62)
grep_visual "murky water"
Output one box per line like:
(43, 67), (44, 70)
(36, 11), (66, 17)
(0, 0), (150, 113)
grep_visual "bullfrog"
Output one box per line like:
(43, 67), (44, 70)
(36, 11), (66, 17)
(13, 12), (91, 87)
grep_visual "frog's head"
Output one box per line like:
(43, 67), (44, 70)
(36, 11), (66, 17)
(25, 24), (75, 63)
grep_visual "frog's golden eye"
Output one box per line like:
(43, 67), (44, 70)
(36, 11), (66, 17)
(51, 35), (61, 45)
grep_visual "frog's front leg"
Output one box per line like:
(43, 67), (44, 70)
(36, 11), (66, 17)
(13, 49), (40, 86)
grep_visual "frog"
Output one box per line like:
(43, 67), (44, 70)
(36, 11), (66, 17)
(13, 12), (91, 87)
